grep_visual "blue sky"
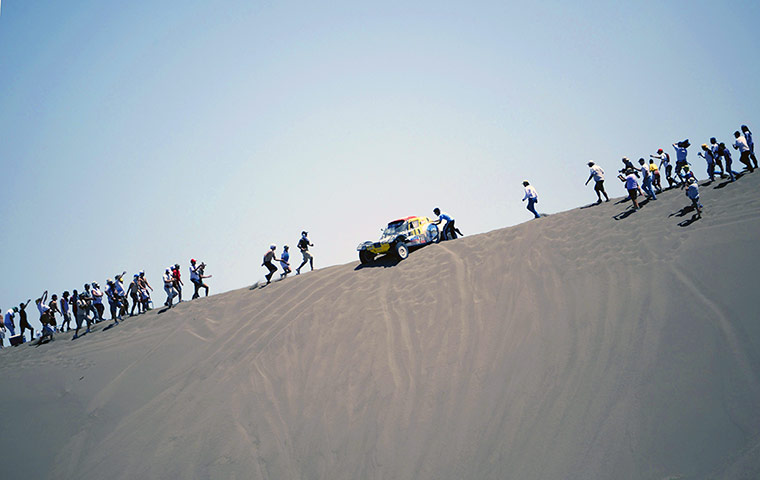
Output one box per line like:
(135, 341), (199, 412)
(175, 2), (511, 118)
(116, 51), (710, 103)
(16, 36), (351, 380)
(1, 0), (758, 331)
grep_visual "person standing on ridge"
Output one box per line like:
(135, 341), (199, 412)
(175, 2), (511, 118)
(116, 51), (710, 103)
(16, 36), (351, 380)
(59, 293), (71, 333)
(91, 282), (105, 322)
(262, 245), (282, 285)
(18, 299), (33, 339)
(280, 246), (292, 279)
(127, 274), (141, 315)
(138, 270), (153, 311)
(522, 181), (541, 218)
(673, 139), (691, 182)
(733, 130), (754, 172)
(4, 307), (17, 338)
(296, 231), (314, 274)
(741, 125), (757, 169)
(651, 148), (675, 188)
(105, 279), (121, 324)
(638, 158), (657, 200)
(73, 291), (92, 339)
(698, 144), (717, 182)
(585, 162), (610, 203)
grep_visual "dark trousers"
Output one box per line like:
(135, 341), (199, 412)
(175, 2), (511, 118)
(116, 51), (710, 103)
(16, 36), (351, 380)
(264, 261), (277, 282)
(527, 198), (540, 218)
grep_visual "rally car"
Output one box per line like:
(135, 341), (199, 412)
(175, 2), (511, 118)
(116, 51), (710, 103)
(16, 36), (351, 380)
(357, 216), (439, 264)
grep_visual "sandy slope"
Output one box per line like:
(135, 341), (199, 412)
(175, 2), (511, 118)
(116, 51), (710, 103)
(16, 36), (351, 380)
(1, 174), (759, 480)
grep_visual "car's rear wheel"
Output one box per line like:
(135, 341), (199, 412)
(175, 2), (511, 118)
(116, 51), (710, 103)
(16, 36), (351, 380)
(359, 250), (374, 264)
(395, 242), (409, 260)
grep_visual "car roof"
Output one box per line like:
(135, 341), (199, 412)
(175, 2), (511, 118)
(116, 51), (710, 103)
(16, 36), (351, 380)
(389, 216), (417, 224)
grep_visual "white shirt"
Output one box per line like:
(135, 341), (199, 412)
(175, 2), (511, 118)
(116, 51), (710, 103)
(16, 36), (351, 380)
(522, 185), (538, 200)
(163, 273), (173, 286)
(639, 165), (650, 179)
(734, 136), (749, 153)
(589, 165), (604, 182)
(190, 265), (200, 281)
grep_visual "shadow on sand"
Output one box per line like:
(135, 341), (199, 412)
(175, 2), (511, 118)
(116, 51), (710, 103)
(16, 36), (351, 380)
(678, 213), (701, 227)
(354, 255), (403, 270)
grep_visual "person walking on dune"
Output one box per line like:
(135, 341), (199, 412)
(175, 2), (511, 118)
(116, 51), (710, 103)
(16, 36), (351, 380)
(709, 138), (726, 178)
(105, 279), (121, 324)
(172, 265), (183, 303)
(698, 144), (717, 182)
(716, 143), (740, 182)
(280, 246), (292, 279)
(685, 176), (703, 217)
(741, 125), (757, 169)
(673, 139), (691, 183)
(18, 299), (33, 339)
(638, 158), (657, 200)
(296, 231), (314, 274)
(59, 293), (71, 333)
(190, 259), (211, 298)
(733, 130), (754, 172)
(648, 159), (662, 193)
(651, 148), (676, 188)
(262, 245), (282, 285)
(585, 162), (609, 203)
(127, 274), (141, 315)
(163, 268), (178, 308)
(138, 270), (153, 311)
(618, 168), (643, 210)
(522, 181), (541, 218)
(73, 292), (92, 339)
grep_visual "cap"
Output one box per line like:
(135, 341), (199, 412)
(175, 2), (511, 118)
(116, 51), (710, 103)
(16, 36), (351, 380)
(701, 143), (708, 149)
(134, 273), (139, 278)
(270, 244), (276, 250)
(657, 148), (663, 153)
(190, 258), (196, 264)
(301, 231), (308, 236)
(587, 161), (595, 166)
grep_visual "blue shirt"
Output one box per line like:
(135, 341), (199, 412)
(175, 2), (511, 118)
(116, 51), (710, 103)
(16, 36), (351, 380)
(281, 251), (290, 263)
(673, 144), (688, 163)
(438, 212), (453, 222)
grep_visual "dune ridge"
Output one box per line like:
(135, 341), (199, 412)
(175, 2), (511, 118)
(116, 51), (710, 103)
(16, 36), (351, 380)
(1, 175), (759, 479)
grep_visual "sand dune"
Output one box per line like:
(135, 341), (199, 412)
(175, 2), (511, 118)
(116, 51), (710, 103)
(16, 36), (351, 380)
(1, 174), (759, 479)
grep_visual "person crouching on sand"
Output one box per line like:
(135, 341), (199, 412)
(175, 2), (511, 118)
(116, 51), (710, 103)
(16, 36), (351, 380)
(263, 245), (282, 285)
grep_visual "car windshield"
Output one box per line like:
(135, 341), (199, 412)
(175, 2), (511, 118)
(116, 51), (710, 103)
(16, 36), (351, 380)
(382, 221), (406, 236)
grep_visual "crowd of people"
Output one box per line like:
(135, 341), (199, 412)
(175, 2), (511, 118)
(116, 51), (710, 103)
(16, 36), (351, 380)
(1, 260), (212, 347)
(2, 124), (755, 347)
(522, 124), (755, 219)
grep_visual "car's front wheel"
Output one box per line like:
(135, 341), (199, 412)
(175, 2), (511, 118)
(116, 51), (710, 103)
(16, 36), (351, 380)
(395, 242), (409, 260)
(359, 250), (374, 265)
